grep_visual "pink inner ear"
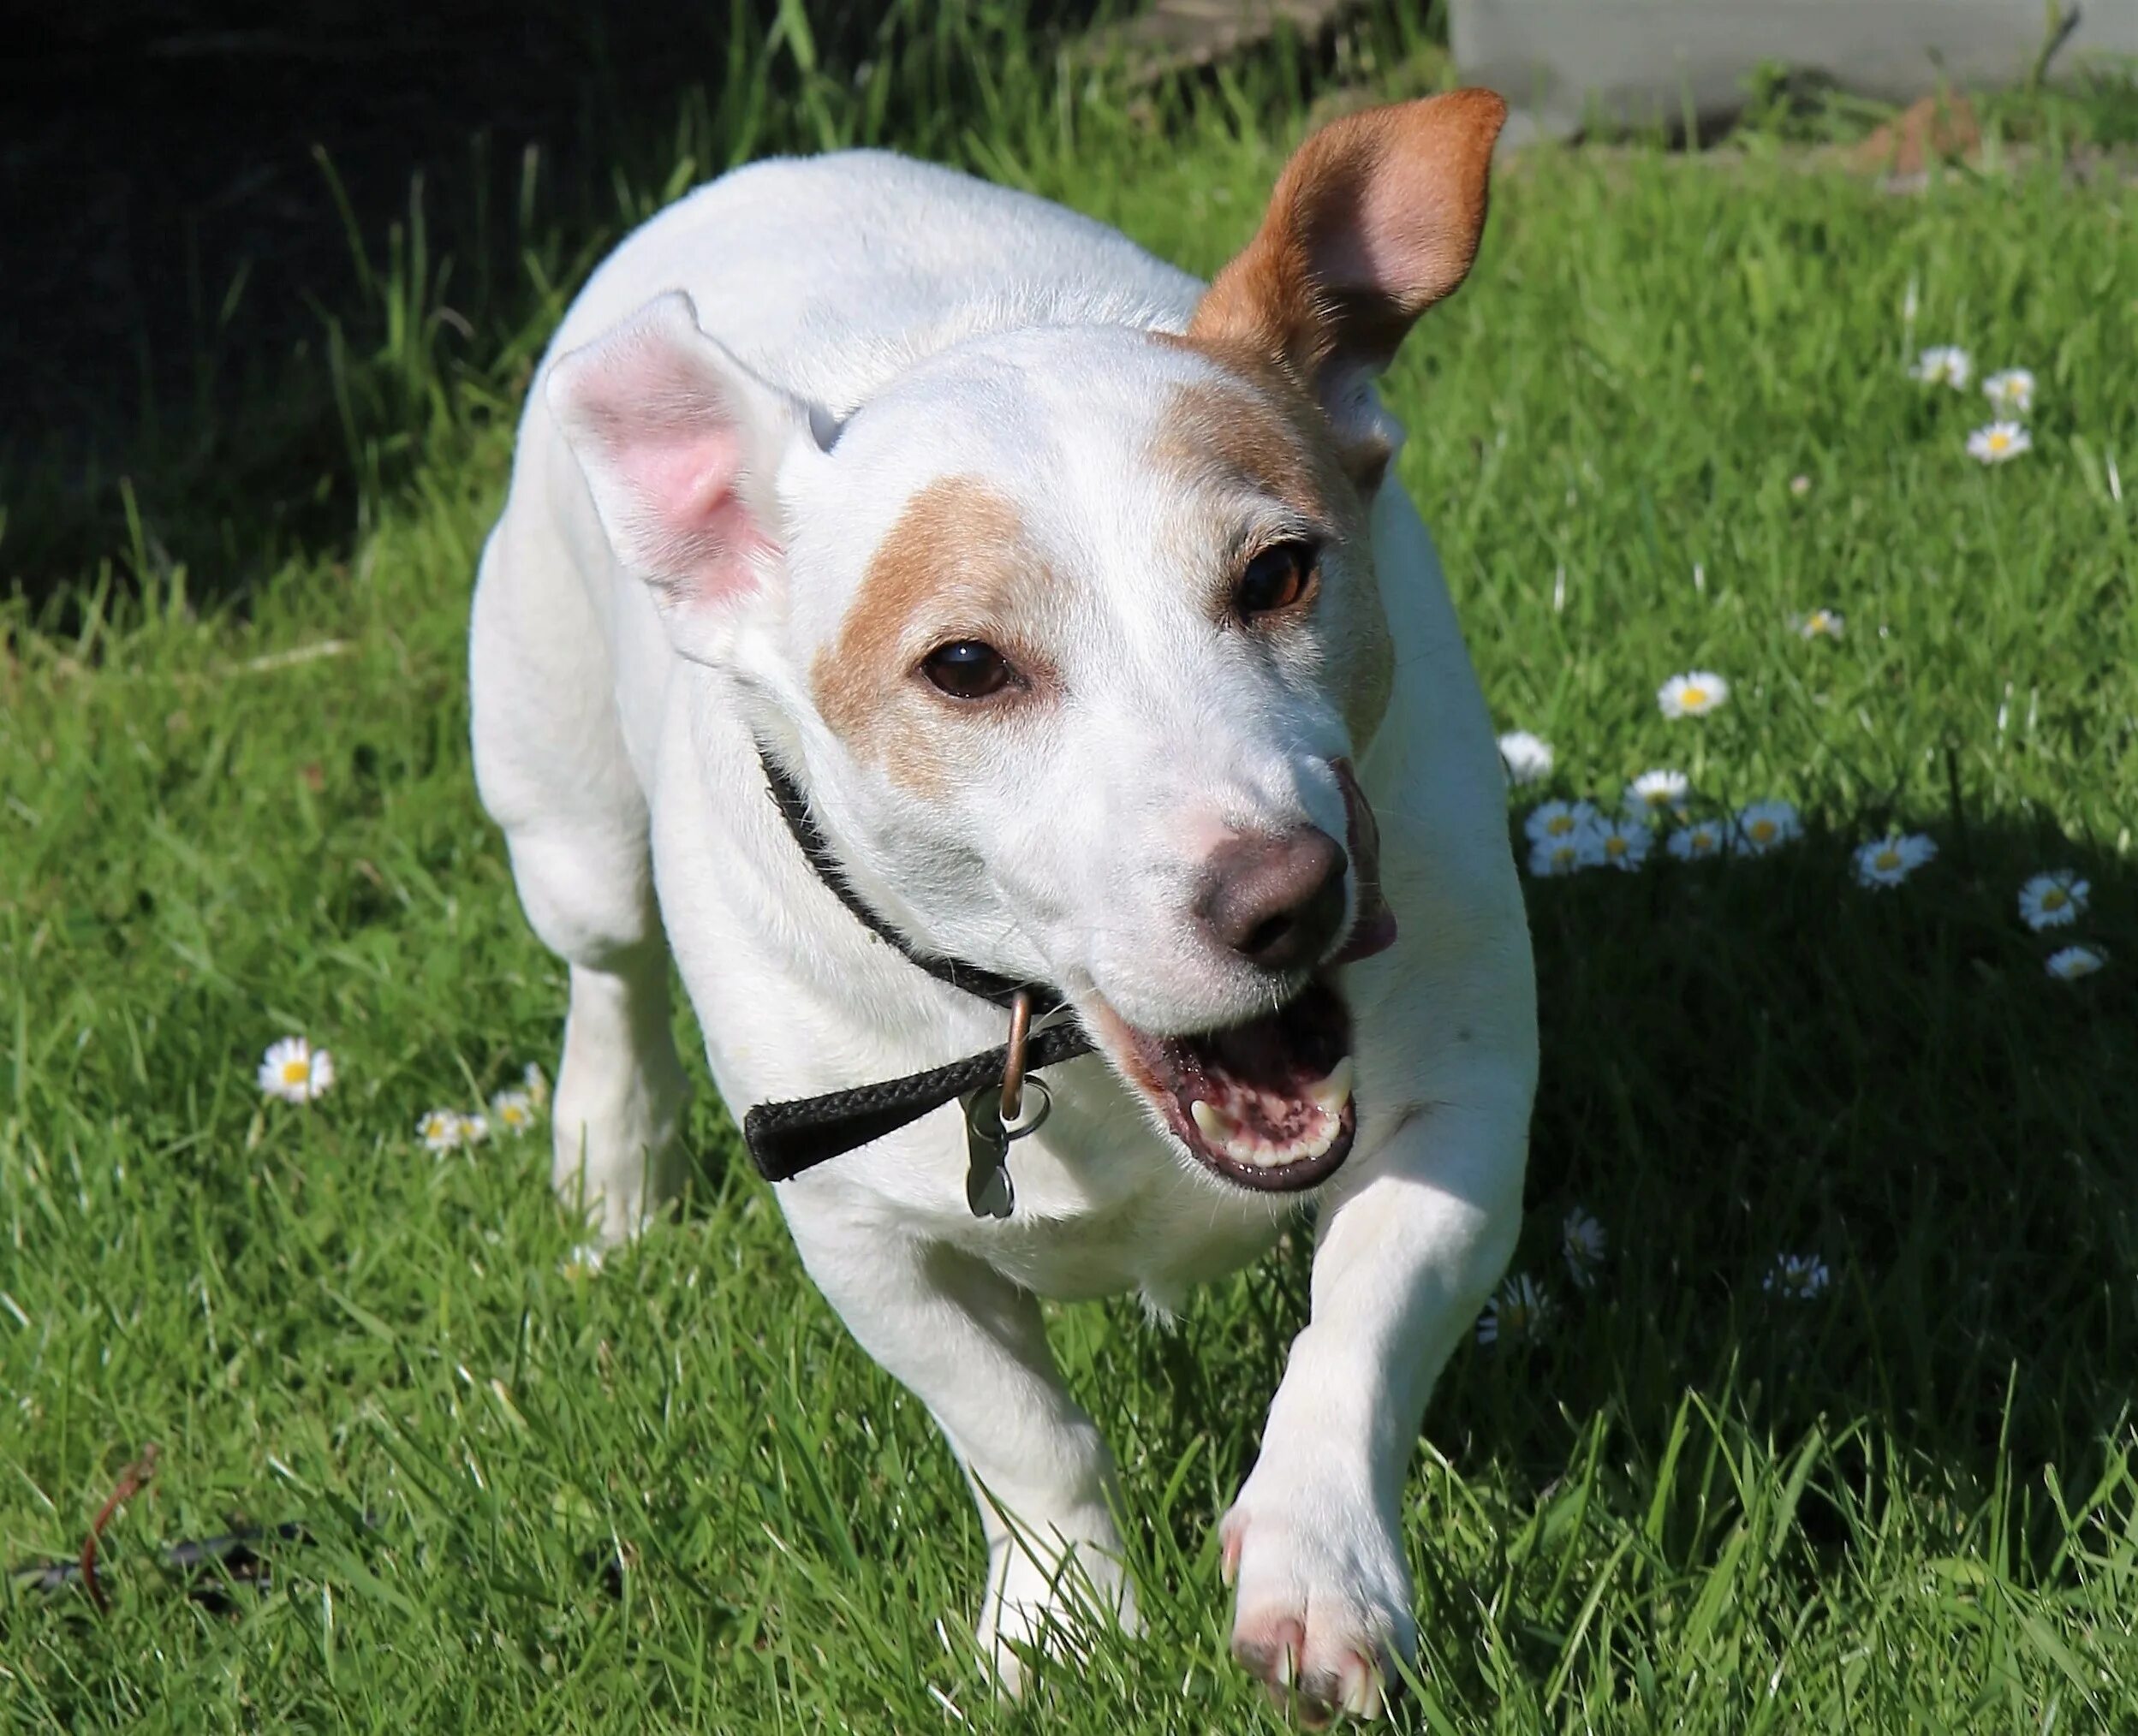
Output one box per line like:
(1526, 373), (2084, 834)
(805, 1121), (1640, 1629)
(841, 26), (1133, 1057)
(556, 300), (783, 608)
(1189, 89), (1505, 395)
(616, 425), (776, 600)
(1327, 156), (1468, 304)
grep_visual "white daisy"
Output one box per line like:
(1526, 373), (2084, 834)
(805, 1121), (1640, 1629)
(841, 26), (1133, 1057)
(1853, 833), (1938, 889)
(1966, 421), (2031, 465)
(2046, 944), (2107, 981)
(1524, 799), (1601, 845)
(1626, 769), (1691, 815)
(1476, 1273), (1553, 1347)
(1658, 671), (1730, 720)
(1790, 474), (1811, 496)
(1562, 1210), (1607, 1290)
(462, 1113), (491, 1144)
(1982, 368), (2035, 417)
(1591, 813), (1653, 872)
(1909, 345), (1972, 389)
(1795, 607), (1845, 641)
(1665, 817), (1728, 862)
(1497, 730), (1555, 787)
(561, 1241), (605, 1279)
(523, 1063), (551, 1110)
(1763, 1253), (1831, 1300)
(257, 1036), (335, 1104)
(1528, 831), (1602, 878)
(491, 1089), (539, 1136)
(2018, 870), (2090, 932)
(417, 1108), (468, 1155)
(1734, 800), (1803, 856)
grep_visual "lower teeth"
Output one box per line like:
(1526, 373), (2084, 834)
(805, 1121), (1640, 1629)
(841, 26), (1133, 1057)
(1187, 1066), (1352, 1170)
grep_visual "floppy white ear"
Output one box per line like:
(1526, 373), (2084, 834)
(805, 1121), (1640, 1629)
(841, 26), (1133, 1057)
(545, 291), (828, 651)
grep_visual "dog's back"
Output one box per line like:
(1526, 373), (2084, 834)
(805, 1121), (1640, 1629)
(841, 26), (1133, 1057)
(550, 151), (1202, 421)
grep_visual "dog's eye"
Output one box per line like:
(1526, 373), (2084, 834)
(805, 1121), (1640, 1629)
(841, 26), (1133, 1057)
(1235, 541), (1319, 621)
(921, 639), (1012, 700)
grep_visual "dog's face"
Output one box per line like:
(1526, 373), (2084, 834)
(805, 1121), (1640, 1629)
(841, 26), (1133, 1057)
(551, 92), (1505, 1192)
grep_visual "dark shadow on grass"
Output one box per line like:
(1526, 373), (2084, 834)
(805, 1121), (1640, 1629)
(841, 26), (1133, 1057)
(1503, 812), (2134, 1468)
(1099, 806), (2135, 1666)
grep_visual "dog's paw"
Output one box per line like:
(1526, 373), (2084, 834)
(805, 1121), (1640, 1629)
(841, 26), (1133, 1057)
(1219, 1473), (1414, 1722)
(977, 1528), (1140, 1696)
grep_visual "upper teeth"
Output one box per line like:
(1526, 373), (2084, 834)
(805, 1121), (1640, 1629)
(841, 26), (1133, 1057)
(1188, 1060), (1353, 1171)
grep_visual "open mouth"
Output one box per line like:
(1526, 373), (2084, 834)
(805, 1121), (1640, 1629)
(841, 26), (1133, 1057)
(1080, 758), (1390, 1193)
(1104, 979), (1356, 1192)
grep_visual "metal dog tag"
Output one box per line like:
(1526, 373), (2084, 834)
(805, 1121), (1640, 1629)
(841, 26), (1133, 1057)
(963, 1092), (1015, 1220)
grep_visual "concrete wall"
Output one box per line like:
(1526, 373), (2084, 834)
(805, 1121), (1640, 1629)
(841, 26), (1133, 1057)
(1450, 0), (2138, 141)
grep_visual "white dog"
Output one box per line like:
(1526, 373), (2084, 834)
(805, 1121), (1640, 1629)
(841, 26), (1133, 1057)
(471, 88), (1535, 1718)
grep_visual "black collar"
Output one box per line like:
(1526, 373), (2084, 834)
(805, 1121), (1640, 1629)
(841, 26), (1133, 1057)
(740, 749), (1094, 1186)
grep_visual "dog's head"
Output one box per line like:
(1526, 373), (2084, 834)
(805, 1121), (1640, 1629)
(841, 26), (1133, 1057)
(549, 92), (1505, 1192)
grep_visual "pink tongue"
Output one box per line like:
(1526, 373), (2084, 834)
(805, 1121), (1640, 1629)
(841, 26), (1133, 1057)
(1192, 1014), (1321, 1144)
(1220, 1081), (1317, 1144)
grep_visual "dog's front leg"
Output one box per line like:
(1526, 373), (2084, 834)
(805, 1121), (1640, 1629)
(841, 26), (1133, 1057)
(782, 1198), (1139, 1691)
(1222, 1089), (1528, 1717)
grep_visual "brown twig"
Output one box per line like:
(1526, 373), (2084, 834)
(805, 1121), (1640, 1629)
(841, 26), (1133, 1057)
(80, 1442), (160, 1615)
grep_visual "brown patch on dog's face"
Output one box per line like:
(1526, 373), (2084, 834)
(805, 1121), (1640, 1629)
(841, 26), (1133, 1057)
(1157, 329), (1394, 493)
(811, 474), (1046, 793)
(1153, 371), (1343, 540)
(1152, 361), (1393, 747)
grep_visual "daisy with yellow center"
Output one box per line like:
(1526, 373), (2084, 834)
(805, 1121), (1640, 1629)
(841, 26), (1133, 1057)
(258, 1036), (335, 1104)
(1476, 1273), (1553, 1347)
(1763, 1253), (1831, 1299)
(1909, 345), (1971, 389)
(2046, 944), (2106, 981)
(522, 1063), (551, 1110)
(1658, 670), (1730, 720)
(417, 1108), (468, 1154)
(2017, 870), (2088, 931)
(560, 1241), (606, 1280)
(1592, 814), (1652, 871)
(1529, 831), (1602, 877)
(1665, 818), (1726, 862)
(1626, 769), (1691, 815)
(1795, 607), (1844, 641)
(1966, 421), (2031, 465)
(1497, 730), (1555, 787)
(1562, 1209), (1606, 1291)
(1734, 800), (1802, 856)
(491, 1089), (539, 1135)
(1524, 798), (1599, 844)
(1853, 832), (1938, 889)
(1982, 368), (2035, 417)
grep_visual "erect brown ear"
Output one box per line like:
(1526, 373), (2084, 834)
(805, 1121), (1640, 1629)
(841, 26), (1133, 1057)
(1188, 88), (1506, 466)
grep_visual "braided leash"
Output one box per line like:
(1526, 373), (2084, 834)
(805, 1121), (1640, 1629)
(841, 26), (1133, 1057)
(741, 748), (1093, 1212)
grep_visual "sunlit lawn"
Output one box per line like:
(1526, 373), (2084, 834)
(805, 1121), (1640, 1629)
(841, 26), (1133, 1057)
(4, 58), (2138, 1733)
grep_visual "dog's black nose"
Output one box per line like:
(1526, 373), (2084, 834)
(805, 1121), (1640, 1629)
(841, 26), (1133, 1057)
(1197, 827), (1349, 972)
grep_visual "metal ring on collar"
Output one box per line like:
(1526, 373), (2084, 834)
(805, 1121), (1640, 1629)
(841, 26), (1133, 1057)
(998, 1075), (1051, 1140)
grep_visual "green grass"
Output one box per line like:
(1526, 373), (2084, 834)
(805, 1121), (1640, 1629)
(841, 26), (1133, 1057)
(6, 44), (2138, 1733)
